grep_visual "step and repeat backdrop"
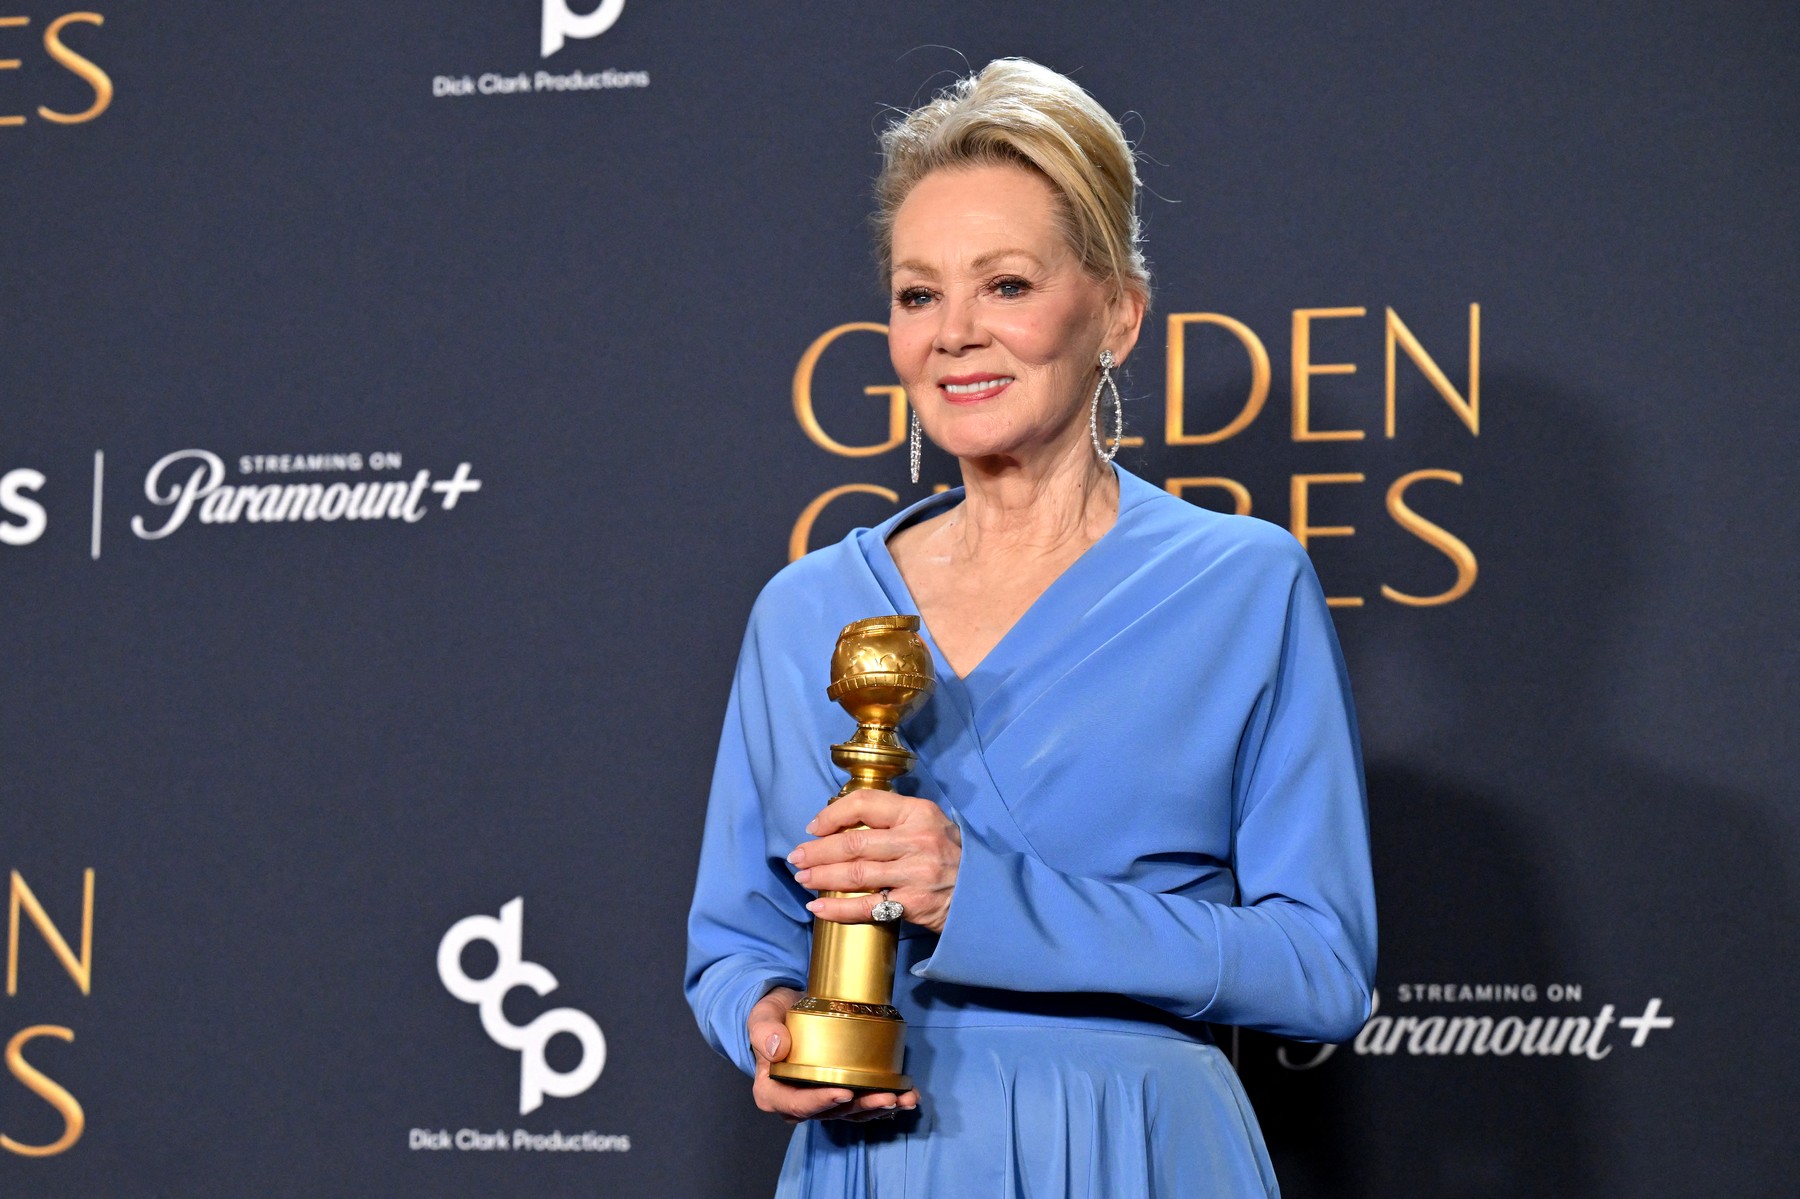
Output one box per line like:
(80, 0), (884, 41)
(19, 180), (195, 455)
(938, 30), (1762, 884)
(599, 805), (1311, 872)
(4, 3), (1794, 1196)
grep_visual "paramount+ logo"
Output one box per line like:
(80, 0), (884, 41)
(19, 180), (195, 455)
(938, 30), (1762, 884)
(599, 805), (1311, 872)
(437, 898), (606, 1115)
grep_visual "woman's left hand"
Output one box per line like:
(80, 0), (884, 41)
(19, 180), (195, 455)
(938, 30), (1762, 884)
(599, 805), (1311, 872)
(788, 790), (962, 935)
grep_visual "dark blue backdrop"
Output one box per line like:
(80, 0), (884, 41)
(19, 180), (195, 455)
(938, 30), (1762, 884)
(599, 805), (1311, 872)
(3, 3), (1794, 1195)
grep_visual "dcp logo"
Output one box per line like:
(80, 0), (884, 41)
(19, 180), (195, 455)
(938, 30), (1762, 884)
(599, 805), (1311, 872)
(542, 0), (625, 57)
(437, 897), (606, 1115)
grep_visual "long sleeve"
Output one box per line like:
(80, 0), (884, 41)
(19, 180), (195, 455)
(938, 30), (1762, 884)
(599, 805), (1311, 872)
(911, 539), (1376, 1044)
(683, 621), (811, 1076)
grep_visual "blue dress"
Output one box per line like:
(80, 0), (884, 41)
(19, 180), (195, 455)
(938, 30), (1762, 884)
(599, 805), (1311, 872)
(686, 467), (1376, 1198)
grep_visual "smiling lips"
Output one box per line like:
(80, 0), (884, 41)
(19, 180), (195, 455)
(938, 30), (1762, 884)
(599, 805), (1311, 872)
(939, 374), (1016, 403)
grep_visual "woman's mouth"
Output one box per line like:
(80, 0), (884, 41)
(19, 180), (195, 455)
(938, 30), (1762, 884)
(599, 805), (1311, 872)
(939, 374), (1015, 403)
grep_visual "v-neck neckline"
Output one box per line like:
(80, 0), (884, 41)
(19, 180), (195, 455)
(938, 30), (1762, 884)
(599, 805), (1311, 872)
(866, 465), (1148, 690)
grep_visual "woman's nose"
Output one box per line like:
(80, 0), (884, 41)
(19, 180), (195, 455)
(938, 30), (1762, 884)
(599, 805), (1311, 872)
(932, 293), (986, 354)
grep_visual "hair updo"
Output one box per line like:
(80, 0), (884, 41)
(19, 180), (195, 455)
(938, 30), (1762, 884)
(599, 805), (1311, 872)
(874, 58), (1149, 305)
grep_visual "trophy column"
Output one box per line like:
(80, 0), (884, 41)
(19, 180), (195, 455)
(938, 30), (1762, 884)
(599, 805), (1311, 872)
(770, 615), (936, 1093)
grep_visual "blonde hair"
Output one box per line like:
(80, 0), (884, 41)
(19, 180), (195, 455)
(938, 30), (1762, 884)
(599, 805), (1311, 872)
(875, 58), (1148, 304)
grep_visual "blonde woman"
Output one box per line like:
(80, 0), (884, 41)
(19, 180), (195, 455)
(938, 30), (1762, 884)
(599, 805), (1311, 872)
(687, 59), (1375, 1198)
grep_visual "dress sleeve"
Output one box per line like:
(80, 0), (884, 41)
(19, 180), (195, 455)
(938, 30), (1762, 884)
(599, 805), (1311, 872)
(911, 550), (1377, 1044)
(683, 617), (811, 1076)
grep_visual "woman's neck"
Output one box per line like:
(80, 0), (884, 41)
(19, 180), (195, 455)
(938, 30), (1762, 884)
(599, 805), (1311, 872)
(947, 435), (1119, 560)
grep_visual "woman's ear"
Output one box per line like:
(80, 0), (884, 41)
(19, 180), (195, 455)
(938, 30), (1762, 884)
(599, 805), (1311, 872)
(1106, 286), (1148, 367)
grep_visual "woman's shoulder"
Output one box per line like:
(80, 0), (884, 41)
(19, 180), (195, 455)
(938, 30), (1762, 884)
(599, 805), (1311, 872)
(739, 524), (901, 654)
(1131, 487), (1313, 580)
(747, 539), (858, 625)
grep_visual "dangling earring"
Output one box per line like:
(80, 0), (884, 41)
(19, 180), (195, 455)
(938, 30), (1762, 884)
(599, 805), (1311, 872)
(1089, 349), (1123, 465)
(908, 407), (922, 485)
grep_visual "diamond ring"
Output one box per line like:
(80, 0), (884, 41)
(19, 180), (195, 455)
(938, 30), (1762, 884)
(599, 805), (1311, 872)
(870, 889), (905, 923)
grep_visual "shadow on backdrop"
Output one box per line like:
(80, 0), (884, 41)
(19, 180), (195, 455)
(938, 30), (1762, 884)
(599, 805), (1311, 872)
(1234, 371), (1795, 1198)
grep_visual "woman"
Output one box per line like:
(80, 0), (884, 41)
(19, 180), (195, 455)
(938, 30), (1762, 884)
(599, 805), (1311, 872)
(687, 59), (1375, 1197)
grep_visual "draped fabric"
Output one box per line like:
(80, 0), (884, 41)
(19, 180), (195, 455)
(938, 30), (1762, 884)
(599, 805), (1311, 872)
(686, 468), (1376, 1197)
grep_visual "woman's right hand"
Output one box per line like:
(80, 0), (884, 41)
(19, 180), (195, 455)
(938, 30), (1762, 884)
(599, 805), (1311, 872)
(748, 986), (920, 1124)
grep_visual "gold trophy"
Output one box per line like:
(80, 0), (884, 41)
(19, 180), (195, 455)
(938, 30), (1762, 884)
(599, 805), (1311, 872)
(770, 615), (936, 1092)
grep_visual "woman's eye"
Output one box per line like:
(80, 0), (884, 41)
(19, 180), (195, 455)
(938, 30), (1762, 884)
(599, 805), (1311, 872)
(895, 288), (933, 308)
(992, 276), (1031, 298)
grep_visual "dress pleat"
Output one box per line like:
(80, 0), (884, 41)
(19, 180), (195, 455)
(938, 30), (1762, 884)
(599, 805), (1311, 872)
(775, 1025), (1278, 1198)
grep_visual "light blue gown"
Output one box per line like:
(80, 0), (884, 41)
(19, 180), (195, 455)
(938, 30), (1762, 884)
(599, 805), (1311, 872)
(686, 468), (1376, 1198)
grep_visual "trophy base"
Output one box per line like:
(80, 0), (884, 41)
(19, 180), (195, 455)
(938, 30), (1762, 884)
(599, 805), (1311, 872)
(768, 1060), (913, 1093)
(770, 1004), (911, 1093)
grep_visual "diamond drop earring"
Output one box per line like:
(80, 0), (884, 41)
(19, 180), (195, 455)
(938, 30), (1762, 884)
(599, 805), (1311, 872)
(1089, 349), (1123, 465)
(908, 407), (922, 484)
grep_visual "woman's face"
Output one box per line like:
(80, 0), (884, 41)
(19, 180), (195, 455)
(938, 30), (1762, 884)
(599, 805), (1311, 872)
(887, 163), (1142, 468)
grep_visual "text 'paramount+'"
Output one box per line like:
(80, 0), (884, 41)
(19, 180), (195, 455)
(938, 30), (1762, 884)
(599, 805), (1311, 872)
(131, 449), (482, 540)
(1273, 986), (1676, 1069)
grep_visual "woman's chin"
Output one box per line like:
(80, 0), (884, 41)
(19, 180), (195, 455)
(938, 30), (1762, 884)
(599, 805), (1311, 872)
(933, 443), (1022, 468)
(931, 430), (1088, 469)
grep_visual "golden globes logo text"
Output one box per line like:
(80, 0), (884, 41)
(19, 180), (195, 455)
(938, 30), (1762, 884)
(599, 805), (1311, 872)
(3, 869), (93, 1158)
(790, 304), (1481, 609)
(0, 11), (111, 128)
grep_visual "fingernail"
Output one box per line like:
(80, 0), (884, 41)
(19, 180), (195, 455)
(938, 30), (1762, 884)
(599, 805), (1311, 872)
(786, 849), (802, 864)
(765, 1035), (780, 1057)
(795, 868), (812, 884)
(806, 900), (823, 914)
(805, 819), (820, 834)
(882, 1104), (898, 1110)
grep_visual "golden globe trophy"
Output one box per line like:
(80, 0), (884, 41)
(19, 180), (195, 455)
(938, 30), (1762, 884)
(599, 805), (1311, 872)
(770, 615), (936, 1092)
